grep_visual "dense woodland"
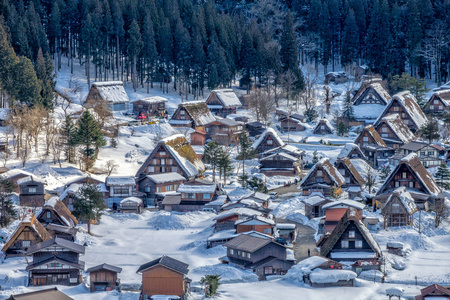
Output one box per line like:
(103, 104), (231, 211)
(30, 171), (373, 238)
(0, 0), (449, 108)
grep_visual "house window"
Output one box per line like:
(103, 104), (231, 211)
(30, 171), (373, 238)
(247, 253), (251, 259)
(321, 125), (325, 130)
(263, 228), (271, 234)
(113, 188), (129, 195)
(180, 110), (185, 115)
(402, 172), (407, 179)
(230, 249), (234, 255)
(428, 151), (433, 156)
(434, 100), (439, 104)
(420, 151), (426, 156)
(317, 170), (323, 176)
(355, 240), (363, 248)
(148, 166), (155, 172)
(161, 159), (165, 165)
(395, 181), (400, 187)
(152, 159), (157, 164)
(161, 167), (166, 172)
(404, 119), (409, 125)
(188, 193), (195, 199)
(168, 159), (173, 165)
(381, 133), (388, 138)
(363, 137), (369, 142)
(439, 105), (443, 110)
(382, 127), (387, 133)
(345, 177), (350, 184)
(46, 211), (51, 219)
(409, 181), (414, 188)
(159, 151), (166, 156)
(430, 105), (434, 110)
(264, 266), (273, 275)
(341, 241), (349, 248)
(237, 251), (241, 256)
(29, 187), (37, 193)
(156, 186), (161, 193)
(349, 231), (355, 238)
(144, 186), (151, 192)
(22, 240), (31, 247)
(172, 166), (178, 172)
(203, 193), (211, 199)
(267, 140), (273, 145)
(393, 106), (399, 111)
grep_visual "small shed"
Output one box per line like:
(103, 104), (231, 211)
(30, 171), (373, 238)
(131, 96), (167, 118)
(313, 119), (334, 135)
(87, 81), (130, 112)
(87, 263), (122, 292)
(190, 130), (206, 146)
(302, 194), (333, 219)
(120, 197), (143, 214)
(18, 176), (46, 207)
(324, 72), (348, 85)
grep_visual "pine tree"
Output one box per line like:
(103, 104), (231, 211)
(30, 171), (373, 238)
(237, 130), (257, 187)
(390, 73), (429, 108)
(75, 110), (106, 171)
(217, 150), (233, 185)
(341, 91), (354, 121)
(435, 163), (450, 190)
(61, 115), (77, 164)
(418, 117), (440, 144)
(248, 176), (268, 193)
(73, 183), (105, 234)
(13, 56), (41, 107)
(128, 19), (143, 92)
(0, 177), (16, 227)
(203, 141), (220, 182)
(341, 9), (358, 66)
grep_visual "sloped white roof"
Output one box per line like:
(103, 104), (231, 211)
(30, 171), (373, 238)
(300, 158), (345, 187)
(92, 81), (129, 104)
(214, 207), (263, 220)
(310, 269), (357, 284)
(322, 199), (365, 210)
(314, 119), (334, 132)
(106, 176), (135, 186)
(132, 96), (168, 104)
(302, 195), (330, 206)
(382, 114), (415, 143)
(146, 173), (186, 184)
(385, 187), (417, 215)
(177, 183), (217, 194)
(17, 175), (45, 185)
(252, 128), (285, 149)
(337, 143), (361, 160)
(211, 89), (242, 108)
(120, 197), (142, 204)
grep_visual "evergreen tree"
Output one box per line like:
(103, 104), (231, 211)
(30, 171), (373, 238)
(435, 163), (450, 190)
(248, 176), (268, 193)
(0, 177), (16, 227)
(203, 141), (220, 182)
(379, 165), (391, 180)
(217, 150), (233, 185)
(312, 150), (319, 164)
(341, 92), (354, 121)
(61, 115), (77, 164)
(75, 110), (106, 171)
(236, 130), (257, 187)
(110, 138), (117, 148)
(128, 19), (143, 92)
(341, 9), (358, 66)
(73, 183), (105, 234)
(390, 73), (429, 108)
(36, 48), (55, 109)
(418, 117), (440, 144)
(12, 56), (41, 107)
(200, 275), (221, 298)
(336, 121), (349, 136)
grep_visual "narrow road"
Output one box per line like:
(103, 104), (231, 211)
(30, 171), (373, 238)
(277, 218), (319, 262)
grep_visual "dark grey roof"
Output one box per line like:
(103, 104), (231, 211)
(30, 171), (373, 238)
(45, 223), (78, 235)
(400, 141), (429, 151)
(26, 237), (85, 255)
(26, 257), (85, 271)
(247, 121), (265, 127)
(162, 194), (182, 205)
(86, 263), (122, 273)
(224, 234), (282, 253)
(7, 287), (73, 300)
(136, 256), (189, 275)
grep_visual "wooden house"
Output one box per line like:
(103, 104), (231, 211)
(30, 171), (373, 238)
(276, 223), (296, 243)
(36, 197), (78, 241)
(415, 284), (450, 300)
(6, 287), (73, 300)
(169, 101), (216, 130)
(300, 158), (345, 197)
(86, 263), (122, 292)
(220, 197), (270, 213)
(302, 194), (334, 219)
(205, 89), (242, 117)
(259, 152), (301, 177)
(318, 208), (382, 262)
(320, 200), (365, 234)
(59, 181), (107, 212)
(162, 179), (217, 212)
(375, 153), (443, 209)
(105, 176), (140, 209)
(18, 176), (46, 207)
(424, 89), (450, 114)
(324, 71), (348, 85)
(3, 169), (35, 193)
(86, 81), (130, 112)
(374, 91), (427, 134)
(393, 141), (445, 168)
(26, 237), (85, 286)
(131, 96), (167, 118)
(252, 128), (285, 153)
(2, 215), (51, 257)
(382, 187), (417, 228)
(137, 172), (186, 205)
(235, 215), (275, 236)
(335, 158), (365, 198)
(374, 114), (415, 149)
(280, 115), (306, 132)
(294, 256), (356, 288)
(352, 78), (390, 106)
(136, 256), (190, 299)
(313, 119), (334, 135)
(246, 121), (266, 137)
(214, 207), (266, 232)
(205, 117), (243, 146)
(337, 143), (366, 160)
(120, 197), (143, 213)
(189, 130), (206, 146)
(222, 234), (293, 280)
(136, 134), (206, 181)
(354, 125), (394, 167)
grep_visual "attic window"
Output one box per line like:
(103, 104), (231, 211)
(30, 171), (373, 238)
(341, 241), (349, 248)
(349, 231), (355, 238)
(267, 140), (273, 145)
(363, 137), (369, 142)
(317, 170), (323, 176)
(160, 151), (166, 156)
(382, 127), (387, 133)
(180, 110), (185, 115)
(434, 100), (439, 104)
(22, 240), (31, 247)
(402, 172), (407, 179)
(393, 106), (399, 111)
(29, 187), (37, 193)
(46, 211), (51, 219)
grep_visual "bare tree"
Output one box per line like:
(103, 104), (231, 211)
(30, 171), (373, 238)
(105, 160), (118, 176)
(20, 148), (29, 167)
(84, 97), (113, 129)
(298, 65), (319, 117)
(248, 88), (276, 126)
(420, 21), (449, 86)
(51, 137), (64, 168)
(364, 164), (377, 194)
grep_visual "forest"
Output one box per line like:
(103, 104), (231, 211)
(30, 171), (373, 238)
(0, 0), (449, 108)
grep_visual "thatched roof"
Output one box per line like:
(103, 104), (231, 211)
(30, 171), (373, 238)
(300, 158), (345, 187)
(38, 196), (78, 227)
(335, 157), (365, 187)
(172, 101), (215, 126)
(352, 78), (390, 105)
(356, 125), (387, 147)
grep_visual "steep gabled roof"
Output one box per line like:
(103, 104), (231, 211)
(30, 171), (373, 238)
(375, 91), (427, 130)
(416, 284), (450, 299)
(91, 81), (129, 104)
(352, 79), (391, 105)
(224, 234), (283, 252)
(313, 119), (334, 134)
(335, 157), (365, 187)
(382, 186), (417, 215)
(252, 128), (285, 150)
(377, 153), (441, 196)
(207, 89), (242, 108)
(337, 143), (366, 160)
(1, 215), (52, 253)
(170, 101), (216, 126)
(300, 158), (345, 187)
(377, 114), (415, 144)
(136, 255), (189, 275)
(319, 208), (382, 257)
(136, 134), (205, 179)
(356, 125), (387, 147)
(38, 196), (78, 227)
(428, 89), (450, 106)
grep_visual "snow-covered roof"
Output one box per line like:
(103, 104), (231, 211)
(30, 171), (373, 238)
(276, 223), (296, 230)
(244, 192), (270, 202)
(313, 119), (334, 133)
(235, 215), (275, 226)
(91, 81), (129, 104)
(214, 207), (263, 220)
(322, 199), (365, 211)
(300, 158), (345, 187)
(146, 173), (186, 184)
(353, 104), (386, 120)
(260, 152), (298, 162)
(302, 195), (330, 206)
(177, 183), (217, 194)
(45, 196), (60, 208)
(379, 114), (415, 144)
(207, 229), (238, 242)
(17, 175), (45, 185)
(173, 101), (216, 126)
(309, 268), (357, 284)
(120, 197), (142, 204)
(337, 143), (363, 160)
(132, 96), (168, 104)
(252, 128), (285, 149)
(209, 89), (242, 108)
(106, 176), (135, 186)
(384, 187), (417, 214)
(352, 79), (391, 105)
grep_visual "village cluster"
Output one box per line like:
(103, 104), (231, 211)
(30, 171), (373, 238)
(1, 75), (450, 300)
